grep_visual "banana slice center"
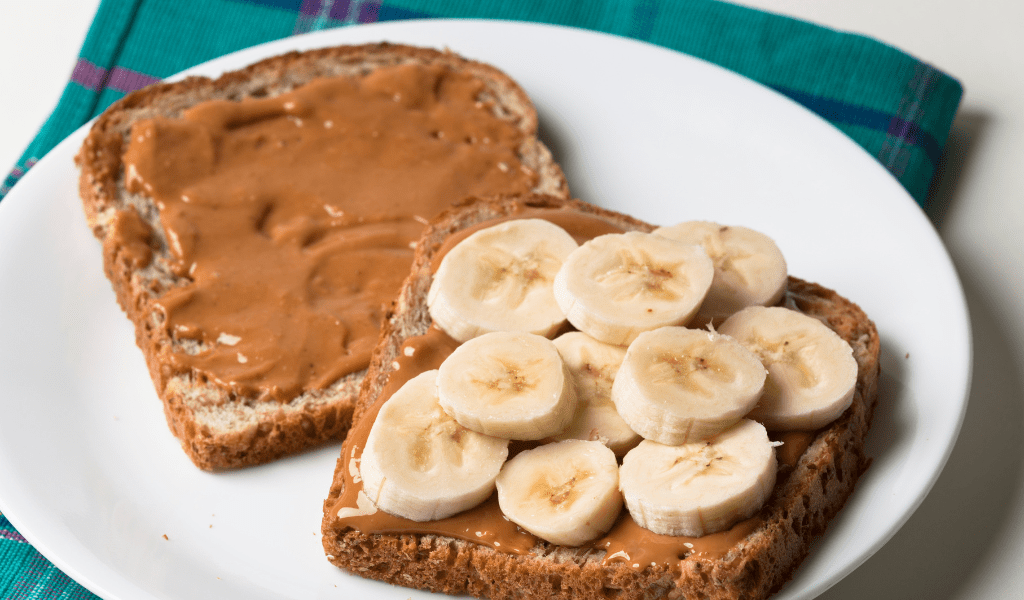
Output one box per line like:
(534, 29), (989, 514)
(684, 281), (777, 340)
(747, 332), (819, 387)
(529, 467), (595, 512)
(596, 248), (689, 302)
(475, 247), (560, 308)
(699, 229), (756, 286)
(580, 359), (614, 387)
(649, 348), (733, 395)
(666, 445), (737, 488)
(469, 356), (545, 403)
(409, 412), (472, 471)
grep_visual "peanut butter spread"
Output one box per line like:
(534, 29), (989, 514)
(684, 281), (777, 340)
(119, 62), (538, 401)
(330, 208), (818, 569)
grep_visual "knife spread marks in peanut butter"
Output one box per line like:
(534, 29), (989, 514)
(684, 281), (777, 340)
(120, 63), (538, 401)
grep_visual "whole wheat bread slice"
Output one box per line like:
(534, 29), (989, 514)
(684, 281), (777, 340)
(75, 44), (569, 470)
(321, 194), (881, 600)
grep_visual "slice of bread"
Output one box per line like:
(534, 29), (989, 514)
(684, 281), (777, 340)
(74, 44), (569, 470)
(321, 194), (881, 600)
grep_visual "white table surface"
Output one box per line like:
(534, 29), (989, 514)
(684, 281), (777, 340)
(2, 1), (1022, 599)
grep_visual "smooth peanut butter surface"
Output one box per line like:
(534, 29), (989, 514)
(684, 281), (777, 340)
(119, 63), (538, 401)
(330, 209), (819, 569)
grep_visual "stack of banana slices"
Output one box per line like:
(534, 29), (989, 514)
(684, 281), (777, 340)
(359, 218), (859, 546)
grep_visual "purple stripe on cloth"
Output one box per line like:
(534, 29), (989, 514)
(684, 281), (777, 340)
(2, 158), (35, 196)
(106, 67), (161, 94)
(71, 58), (107, 92)
(1, 528), (28, 543)
(358, 0), (381, 24)
(771, 84), (943, 167)
(71, 59), (159, 95)
(329, 0), (350, 21)
(887, 116), (923, 145)
(300, 0), (322, 16)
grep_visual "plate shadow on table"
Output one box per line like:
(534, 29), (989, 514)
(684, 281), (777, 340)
(924, 109), (988, 230)
(818, 252), (1024, 599)
(821, 107), (1024, 599)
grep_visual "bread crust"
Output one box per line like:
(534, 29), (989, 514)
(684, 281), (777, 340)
(321, 194), (881, 600)
(74, 44), (569, 470)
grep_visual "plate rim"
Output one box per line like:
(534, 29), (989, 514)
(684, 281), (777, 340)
(0, 17), (972, 600)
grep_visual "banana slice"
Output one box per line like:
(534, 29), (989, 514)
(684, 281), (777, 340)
(553, 231), (714, 345)
(550, 332), (641, 455)
(653, 221), (788, 324)
(360, 370), (509, 522)
(619, 419), (777, 537)
(718, 306), (858, 431)
(611, 326), (766, 445)
(436, 331), (577, 440)
(428, 219), (579, 342)
(495, 439), (622, 546)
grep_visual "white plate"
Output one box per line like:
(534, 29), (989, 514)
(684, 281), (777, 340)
(0, 19), (970, 600)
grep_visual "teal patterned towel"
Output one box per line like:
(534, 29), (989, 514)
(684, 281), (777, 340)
(0, 0), (961, 597)
(1, 514), (96, 599)
(0, 0), (962, 207)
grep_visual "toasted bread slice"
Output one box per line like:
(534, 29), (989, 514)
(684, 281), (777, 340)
(322, 194), (880, 600)
(75, 44), (568, 470)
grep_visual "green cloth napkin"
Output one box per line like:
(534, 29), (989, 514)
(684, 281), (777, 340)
(0, 1), (962, 598)
(0, 0), (962, 207)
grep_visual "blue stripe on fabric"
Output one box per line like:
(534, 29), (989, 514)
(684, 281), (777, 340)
(375, 3), (432, 21)
(770, 85), (943, 167)
(630, 0), (659, 40)
(228, 0), (305, 11)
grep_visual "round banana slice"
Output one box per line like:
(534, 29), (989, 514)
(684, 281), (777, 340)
(550, 332), (641, 455)
(718, 306), (858, 431)
(611, 326), (766, 445)
(360, 370), (509, 522)
(436, 331), (577, 440)
(428, 218), (579, 342)
(496, 439), (622, 546)
(553, 231), (714, 345)
(619, 419), (777, 537)
(653, 221), (788, 324)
